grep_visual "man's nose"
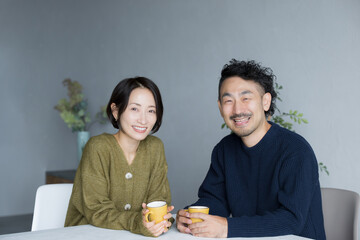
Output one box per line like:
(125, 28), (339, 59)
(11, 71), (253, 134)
(233, 101), (244, 114)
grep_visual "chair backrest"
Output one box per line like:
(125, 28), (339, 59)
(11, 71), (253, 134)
(31, 183), (73, 231)
(321, 187), (360, 240)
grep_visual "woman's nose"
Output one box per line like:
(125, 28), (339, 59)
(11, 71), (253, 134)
(138, 111), (148, 124)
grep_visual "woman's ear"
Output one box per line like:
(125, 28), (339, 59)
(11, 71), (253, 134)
(111, 103), (119, 120)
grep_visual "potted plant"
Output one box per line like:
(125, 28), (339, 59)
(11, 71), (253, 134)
(54, 78), (107, 162)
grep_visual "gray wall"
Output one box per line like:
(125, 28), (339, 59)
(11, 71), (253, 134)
(1, 0), (359, 229)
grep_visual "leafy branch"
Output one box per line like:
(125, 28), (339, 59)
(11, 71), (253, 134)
(54, 78), (107, 132)
(272, 84), (329, 175)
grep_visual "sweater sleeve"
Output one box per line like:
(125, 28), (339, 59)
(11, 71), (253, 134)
(227, 150), (319, 237)
(146, 140), (172, 205)
(191, 145), (231, 217)
(144, 139), (174, 225)
(67, 138), (153, 237)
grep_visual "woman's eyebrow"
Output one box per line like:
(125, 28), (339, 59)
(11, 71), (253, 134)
(129, 102), (156, 108)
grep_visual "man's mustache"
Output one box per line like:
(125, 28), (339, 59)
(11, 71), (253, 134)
(230, 113), (252, 120)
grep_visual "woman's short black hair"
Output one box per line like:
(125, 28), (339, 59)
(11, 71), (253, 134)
(218, 59), (277, 117)
(106, 77), (163, 133)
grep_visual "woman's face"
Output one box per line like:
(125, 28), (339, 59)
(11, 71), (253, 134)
(116, 87), (157, 142)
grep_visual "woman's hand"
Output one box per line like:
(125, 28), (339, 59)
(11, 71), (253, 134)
(142, 203), (174, 237)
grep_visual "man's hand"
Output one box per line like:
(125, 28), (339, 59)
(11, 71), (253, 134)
(176, 209), (192, 234)
(187, 212), (228, 238)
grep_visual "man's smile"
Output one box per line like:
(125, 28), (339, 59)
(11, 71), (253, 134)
(230, 113), (252, 127)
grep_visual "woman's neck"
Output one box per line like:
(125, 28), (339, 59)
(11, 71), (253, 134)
(114, 131), (140, 165)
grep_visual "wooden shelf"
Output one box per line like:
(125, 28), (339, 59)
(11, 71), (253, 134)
(46, 170), (76, 184)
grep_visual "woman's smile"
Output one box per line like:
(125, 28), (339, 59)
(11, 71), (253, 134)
(132, 125), (147, 133)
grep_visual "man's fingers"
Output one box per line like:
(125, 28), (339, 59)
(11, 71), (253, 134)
(188, 212), (207, 219)
(177, 223), (191, 234)
(176, 209), (192, 234)
(177, 209), (189, 217)
(190, 224), (208, 235)
(178, 216), (192, 225)
(188, 212), (208, 220)
(186, 214), (228, 238)
(193, 233), (211, 238)
(176, 218), (191, 234)
(188, 222), (205, 230)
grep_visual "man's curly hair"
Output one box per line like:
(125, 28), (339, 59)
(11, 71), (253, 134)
(218, 59), (277, 117)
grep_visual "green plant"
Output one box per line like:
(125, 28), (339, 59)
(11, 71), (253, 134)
(221, 83), (329, 175)
(54, 78), (107, 132)
(273, 83), (329, 175)
(272, 83), (308, 131)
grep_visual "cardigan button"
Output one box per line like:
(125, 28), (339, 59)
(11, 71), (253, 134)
(124, 204), (131, 210)
(125, 172), (133, 179)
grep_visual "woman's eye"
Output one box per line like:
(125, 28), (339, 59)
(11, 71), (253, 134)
(131, 107), (138, 111)
(149, 109), (156, 114)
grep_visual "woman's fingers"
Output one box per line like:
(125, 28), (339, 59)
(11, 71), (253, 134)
(142, 203), (173, 236)
(167, 205), (175, 212)
(151, 221), (168, 236)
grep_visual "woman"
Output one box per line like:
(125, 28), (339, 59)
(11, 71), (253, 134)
(65, 77), (174, 237)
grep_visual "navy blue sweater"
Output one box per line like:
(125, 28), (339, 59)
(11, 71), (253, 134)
(191, 122), (326, 239)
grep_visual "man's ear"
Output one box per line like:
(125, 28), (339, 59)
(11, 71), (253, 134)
(111, 103), (119, 120)
(262, 93), (272, 112)
(218, 100), (224, 118)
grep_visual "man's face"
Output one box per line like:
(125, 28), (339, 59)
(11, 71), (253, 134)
(218, 76), (271, 139)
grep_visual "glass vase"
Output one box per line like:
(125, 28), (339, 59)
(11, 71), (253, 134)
(77, 131), (90, 163)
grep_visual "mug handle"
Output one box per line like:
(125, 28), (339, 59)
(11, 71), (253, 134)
(144, 211), (152, 222)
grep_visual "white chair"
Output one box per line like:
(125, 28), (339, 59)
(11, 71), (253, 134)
(321, 187), (360, 240)
(31, 183), (73, 231)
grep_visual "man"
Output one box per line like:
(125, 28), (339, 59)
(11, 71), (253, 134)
(176, 59), (326, 239)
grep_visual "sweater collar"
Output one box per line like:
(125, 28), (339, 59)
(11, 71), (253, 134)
(236, 121), (278, 152)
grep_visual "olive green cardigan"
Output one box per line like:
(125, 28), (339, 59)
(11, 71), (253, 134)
(65, 133), (171, 237)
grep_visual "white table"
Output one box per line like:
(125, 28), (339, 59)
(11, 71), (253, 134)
(0, 225), (312, 240)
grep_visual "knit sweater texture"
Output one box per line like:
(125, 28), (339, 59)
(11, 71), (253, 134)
(191, 122), (326, 239)
(65, 133), (171, 237)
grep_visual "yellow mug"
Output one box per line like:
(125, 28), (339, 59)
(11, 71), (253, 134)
(145, 201), (168, 224)
(186, 206), (209, 223)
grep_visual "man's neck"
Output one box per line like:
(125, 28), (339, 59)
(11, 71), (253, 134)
(241, 121), (272, 148)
